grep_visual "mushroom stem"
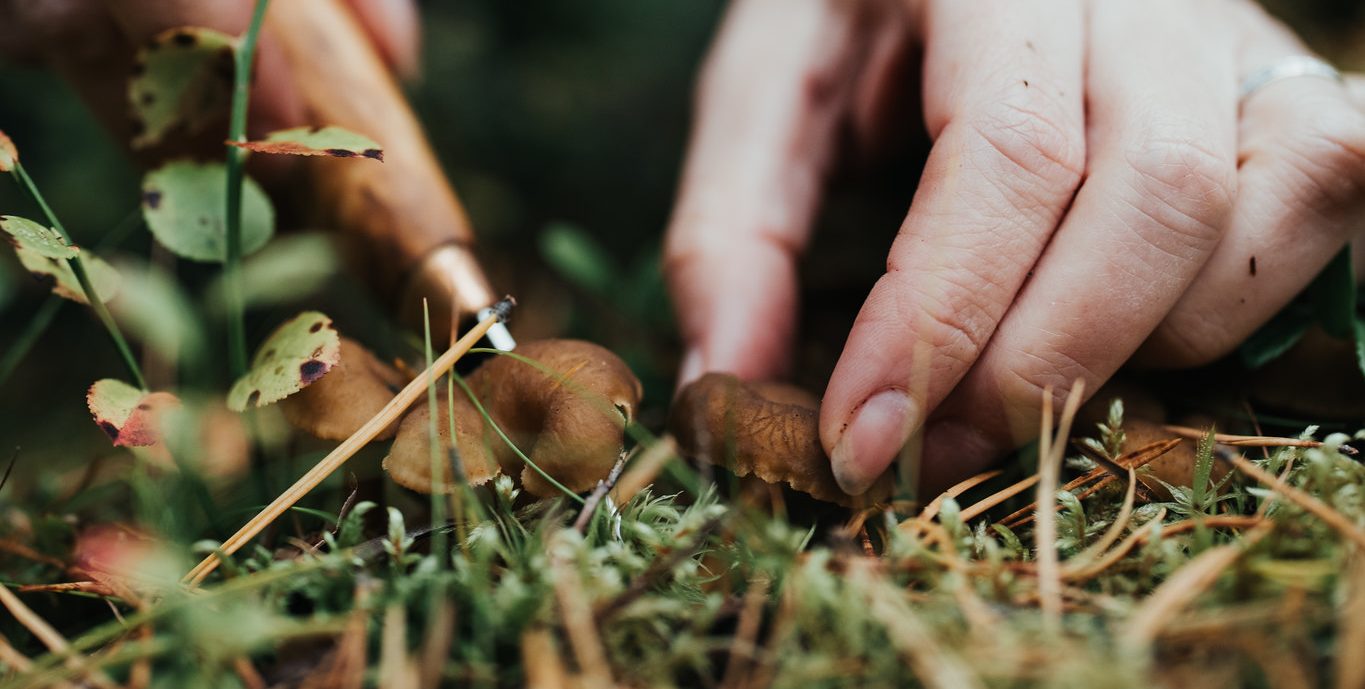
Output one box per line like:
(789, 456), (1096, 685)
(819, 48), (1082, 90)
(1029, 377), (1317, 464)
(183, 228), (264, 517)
(183, 298), (515, 586)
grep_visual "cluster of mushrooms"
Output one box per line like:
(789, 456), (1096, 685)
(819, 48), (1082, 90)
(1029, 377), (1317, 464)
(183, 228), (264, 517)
(282, 337), (885, 507)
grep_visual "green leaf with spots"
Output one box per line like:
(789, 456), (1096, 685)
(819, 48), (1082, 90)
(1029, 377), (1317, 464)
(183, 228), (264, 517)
(227, 311), (342, 412)
(15, 245), (120, 305)
(87, 379), (180, 447)
(1, 215), (76, 259)
(227, 125), (383, 160)
(141, 161), (274, 262)
(129, 27), (236, 150)
(0, 130), (16, 172)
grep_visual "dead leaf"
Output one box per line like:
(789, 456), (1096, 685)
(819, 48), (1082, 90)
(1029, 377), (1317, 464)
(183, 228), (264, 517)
(227, 125), (383, 160)
(86, 379), (179, 448)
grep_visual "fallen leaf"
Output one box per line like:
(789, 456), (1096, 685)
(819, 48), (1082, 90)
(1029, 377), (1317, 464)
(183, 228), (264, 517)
(227, 125), (383, 160)
(0, 130), (17, 172)
(0, 215), (76, 259)
(129, 27), (236, 149)
(142, 160), (274, 263)
(228, 311), (342, 411)
(87, 379), (180, 447)
(15, 245), (120, 304)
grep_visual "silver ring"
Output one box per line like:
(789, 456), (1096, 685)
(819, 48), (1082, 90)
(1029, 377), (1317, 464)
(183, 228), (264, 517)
(1240, 55), (1344, 104)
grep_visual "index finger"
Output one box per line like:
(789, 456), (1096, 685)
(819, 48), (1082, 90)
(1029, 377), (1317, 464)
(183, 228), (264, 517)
(821, 0), (1086, 495)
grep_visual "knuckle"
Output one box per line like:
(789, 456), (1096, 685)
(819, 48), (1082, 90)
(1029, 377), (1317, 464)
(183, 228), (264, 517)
(905, 271), (1002, 364)
(1143, 317), (1233, 369)
(965, 92), (1087, 198)
(1123, 130), (1236, 251)
(1279, 106), (1365, 206)
(997, 347), (1099, 412)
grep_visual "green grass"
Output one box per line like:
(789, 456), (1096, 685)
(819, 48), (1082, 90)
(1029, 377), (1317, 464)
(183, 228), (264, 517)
(1, 410), (1362, 688)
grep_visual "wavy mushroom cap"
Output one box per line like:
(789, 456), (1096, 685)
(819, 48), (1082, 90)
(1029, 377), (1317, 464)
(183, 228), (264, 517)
(383, 394), (502, 493)
(472, 339), (643, 496)
(669, 373), (894, 508)
(383, 339), (643, 498)
(280, 338), (406, 441)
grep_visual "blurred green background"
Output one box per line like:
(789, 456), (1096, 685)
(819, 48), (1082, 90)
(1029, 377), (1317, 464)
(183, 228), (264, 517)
(0, 0), (1362, 492)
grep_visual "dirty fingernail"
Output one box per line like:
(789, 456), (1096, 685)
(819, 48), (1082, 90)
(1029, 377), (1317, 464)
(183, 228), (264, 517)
(830, 389), (916, 495)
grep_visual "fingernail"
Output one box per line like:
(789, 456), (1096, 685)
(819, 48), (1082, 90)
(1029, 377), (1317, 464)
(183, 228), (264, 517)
(831, 389), (917, 495)
(921, 420), (999, 495)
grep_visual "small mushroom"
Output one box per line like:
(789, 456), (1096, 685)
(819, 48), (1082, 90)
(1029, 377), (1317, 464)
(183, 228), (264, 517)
(280, 337), (407, 441)
(383, 392), (502, 492)
(1122, 419), (1230, 499)
(383, 339), (643, 498)
(669, 373), (894, 508)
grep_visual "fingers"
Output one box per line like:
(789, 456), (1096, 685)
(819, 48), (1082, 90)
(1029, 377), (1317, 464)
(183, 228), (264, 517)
(664, 0), (879, 386)
(1140, 4), (1365, 366)
(820, 0), (1086, 494)
(920, 0), (1241, 493)
(344, 0), (421, 80)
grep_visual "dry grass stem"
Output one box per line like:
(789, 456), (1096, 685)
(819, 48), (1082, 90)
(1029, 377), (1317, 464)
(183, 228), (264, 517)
(609, 436), (678, 505)
(1121, 524), (1272, 651)
(1064, 467), (1137, 574)
(950, 475), (1040, 525)
(0, 585), (115, 689)
(1035, 381), (1085, 634)
(857, 562), (986, 689)
(549, 533), (614, 689)
(184, 310), (505, 585)
(1334, 553), (1365, 689)
(1163, 425), (1354, 453)
(521, 628), (572, 689)
(919, 470), (1003, 522)
(719, 577), (769, 689)
(418, 598), (455, 689)
(1227, 453), (1365, 549)
(379, 603), (418, 689)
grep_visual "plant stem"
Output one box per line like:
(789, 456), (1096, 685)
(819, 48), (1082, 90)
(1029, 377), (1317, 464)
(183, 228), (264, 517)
(9, 163), (145, 389)
(224, 0), (271, 379)
(423, 301), (449, 564)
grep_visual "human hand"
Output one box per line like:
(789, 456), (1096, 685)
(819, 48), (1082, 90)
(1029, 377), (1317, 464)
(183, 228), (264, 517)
(0, 0), (418, 142)
(664, 0), (1365, 495)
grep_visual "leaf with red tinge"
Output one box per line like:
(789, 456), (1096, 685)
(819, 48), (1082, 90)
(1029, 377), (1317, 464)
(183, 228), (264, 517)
(15, 244), (120, 305)
(129, 27), (236, 150)
(228, 126), (383, 160)
(228, 311), (342, 412)
(87, 379), (181, 448)
(0, 130), (16, 172)
(1, 215), (76, 259)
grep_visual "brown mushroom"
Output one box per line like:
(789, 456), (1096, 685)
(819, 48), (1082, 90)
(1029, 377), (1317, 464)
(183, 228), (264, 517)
(383, 339), (643, 498)
(280, 337), (407, 441)
(1122, 419), (1230, 499)
(669, 373), (894, 508)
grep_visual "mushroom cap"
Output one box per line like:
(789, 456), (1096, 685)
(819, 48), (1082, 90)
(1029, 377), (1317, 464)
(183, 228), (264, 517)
(383, 394), (502, 493)
(669, 373), (894, 508)
(472, 339), (643, 496)
(1121, 419), (1230, 499)
(382, 339), (643, 498)
(280, 338), (406, 441)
